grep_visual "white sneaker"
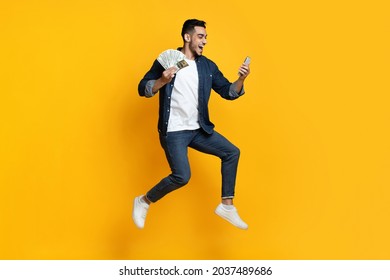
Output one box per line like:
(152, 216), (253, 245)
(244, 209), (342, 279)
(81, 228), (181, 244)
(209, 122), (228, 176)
(215, 203), (248, 230)
(132, 196), (150, 229)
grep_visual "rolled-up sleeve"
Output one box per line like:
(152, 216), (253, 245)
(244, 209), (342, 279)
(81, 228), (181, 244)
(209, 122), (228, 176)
(145, 80), (156, 97)
(228, 81), (245, 98)
(138, 60), (164, 97)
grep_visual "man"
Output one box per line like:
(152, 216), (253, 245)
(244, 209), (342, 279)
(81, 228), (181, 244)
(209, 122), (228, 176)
(133, 19), (250, 229)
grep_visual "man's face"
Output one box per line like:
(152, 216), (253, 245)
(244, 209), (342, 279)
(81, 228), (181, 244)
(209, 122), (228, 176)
(188, 26), (207, 57)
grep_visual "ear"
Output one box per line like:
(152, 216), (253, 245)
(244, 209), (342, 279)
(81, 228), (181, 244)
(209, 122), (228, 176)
(185, 34), (190, 42)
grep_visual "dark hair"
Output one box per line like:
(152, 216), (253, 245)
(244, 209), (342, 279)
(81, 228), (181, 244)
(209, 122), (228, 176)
(181, 19), (206, 40)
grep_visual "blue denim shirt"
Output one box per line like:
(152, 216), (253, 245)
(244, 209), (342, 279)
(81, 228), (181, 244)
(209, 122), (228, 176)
(138, 54), (245, 136)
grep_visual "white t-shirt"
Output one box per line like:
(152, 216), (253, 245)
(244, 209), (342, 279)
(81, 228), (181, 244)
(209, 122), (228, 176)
(167, 59), (200, 132)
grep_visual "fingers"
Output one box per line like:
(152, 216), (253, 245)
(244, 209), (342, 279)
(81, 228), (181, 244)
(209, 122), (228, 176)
(162, 67), (177, 83)
(166, 66), (178, 74)
(238, 64), (250, 77)
(166, 67), (178, 77)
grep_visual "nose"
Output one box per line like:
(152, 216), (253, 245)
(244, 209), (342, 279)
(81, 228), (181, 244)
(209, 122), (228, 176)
(203, 38), (207, 45)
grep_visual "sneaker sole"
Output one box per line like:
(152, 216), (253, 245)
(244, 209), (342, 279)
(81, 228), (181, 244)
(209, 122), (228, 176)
(215, 208), (248, 230)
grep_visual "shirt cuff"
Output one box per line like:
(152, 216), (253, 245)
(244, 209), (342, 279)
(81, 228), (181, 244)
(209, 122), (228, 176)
(145, 80), (156, 97)
(229, 81), (245, 98)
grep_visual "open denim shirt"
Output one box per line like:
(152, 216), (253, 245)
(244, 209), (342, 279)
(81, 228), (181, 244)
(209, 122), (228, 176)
(138, 53), (245, 136)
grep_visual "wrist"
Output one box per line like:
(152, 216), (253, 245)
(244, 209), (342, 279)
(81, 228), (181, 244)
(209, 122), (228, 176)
(237, 77), (245, 83)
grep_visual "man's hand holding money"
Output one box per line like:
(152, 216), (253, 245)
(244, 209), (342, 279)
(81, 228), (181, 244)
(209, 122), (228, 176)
(152, 66), (177, 94)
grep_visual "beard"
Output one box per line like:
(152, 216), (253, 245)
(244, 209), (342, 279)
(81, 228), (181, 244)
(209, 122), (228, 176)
(189, 41), (204, 57)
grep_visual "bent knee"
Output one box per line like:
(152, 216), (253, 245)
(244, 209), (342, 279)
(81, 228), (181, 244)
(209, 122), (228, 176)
(171, 172), (191, 186)
(230, 145), (240, 158)
(233, 146), (240, 156)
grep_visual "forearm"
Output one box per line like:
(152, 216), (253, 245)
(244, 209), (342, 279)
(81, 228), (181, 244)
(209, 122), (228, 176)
(150, 67), (177, 94)
(138, 59), (168, 97)
(232, 77), (245, 93)
(141, 69), (175, 97)
(227, 79), (245, 99)
(152, 77), (169, 94)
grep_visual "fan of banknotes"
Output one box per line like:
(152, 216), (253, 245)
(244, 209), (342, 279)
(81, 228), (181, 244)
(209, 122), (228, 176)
(157, 49), (188, 70)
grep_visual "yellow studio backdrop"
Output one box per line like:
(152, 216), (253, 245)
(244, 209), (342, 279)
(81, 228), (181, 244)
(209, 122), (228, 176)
(1, 0), (390, 259)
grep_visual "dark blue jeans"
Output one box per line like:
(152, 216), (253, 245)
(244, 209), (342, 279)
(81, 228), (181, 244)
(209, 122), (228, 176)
(146, 129), (240, 203)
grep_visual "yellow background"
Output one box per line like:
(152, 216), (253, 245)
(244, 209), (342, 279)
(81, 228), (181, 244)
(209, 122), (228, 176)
(1, 0), (390, 259)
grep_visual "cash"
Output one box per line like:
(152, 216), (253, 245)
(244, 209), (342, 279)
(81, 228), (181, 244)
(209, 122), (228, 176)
(157, 49), (188, 70)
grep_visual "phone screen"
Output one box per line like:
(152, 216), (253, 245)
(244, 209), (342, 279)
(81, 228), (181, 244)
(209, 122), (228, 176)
(244, 56), (251, 65)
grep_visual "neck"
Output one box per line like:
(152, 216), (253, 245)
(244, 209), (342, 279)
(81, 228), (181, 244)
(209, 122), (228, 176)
(181, 44), (196, 60)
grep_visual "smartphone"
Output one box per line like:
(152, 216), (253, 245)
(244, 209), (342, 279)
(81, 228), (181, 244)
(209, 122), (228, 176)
(239, 56), (251, 75)
(243, 56), (251, 65)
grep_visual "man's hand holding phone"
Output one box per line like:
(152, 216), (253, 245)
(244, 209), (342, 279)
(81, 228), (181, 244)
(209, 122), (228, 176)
(238, 56), (251, 79)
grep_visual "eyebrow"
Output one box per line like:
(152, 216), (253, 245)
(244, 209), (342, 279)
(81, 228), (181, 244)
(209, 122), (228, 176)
(197, 33), (208, 38)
